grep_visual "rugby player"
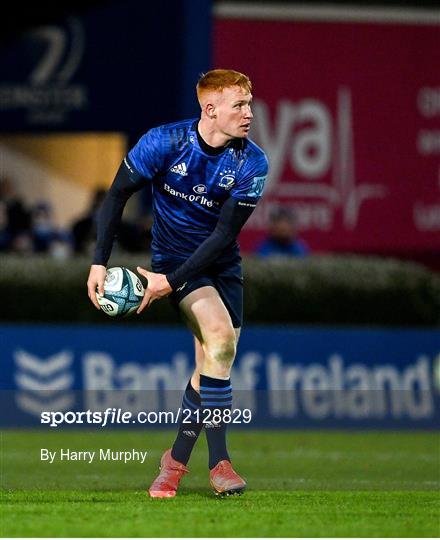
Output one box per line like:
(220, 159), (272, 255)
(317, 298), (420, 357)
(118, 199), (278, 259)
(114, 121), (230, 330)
(87, 69), (268, 497)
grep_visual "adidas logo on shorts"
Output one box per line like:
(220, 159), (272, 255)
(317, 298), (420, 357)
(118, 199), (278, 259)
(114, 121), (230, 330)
(204, 421), (221, 429)
(170, 162), (188, 176)
(176, 282), (187, 292)
(182, 430), (197, 437)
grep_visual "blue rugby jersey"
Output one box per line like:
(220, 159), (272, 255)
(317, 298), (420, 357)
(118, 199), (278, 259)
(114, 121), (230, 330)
(128, 119), (268, 264)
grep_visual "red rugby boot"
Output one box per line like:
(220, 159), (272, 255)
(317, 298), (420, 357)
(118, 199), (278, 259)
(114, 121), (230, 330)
(148, 449), (189, 498)
(209, 460), (246, 496)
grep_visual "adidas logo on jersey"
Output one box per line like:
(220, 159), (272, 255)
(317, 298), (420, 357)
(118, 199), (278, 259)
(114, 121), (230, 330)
(170, 162), (188, 176)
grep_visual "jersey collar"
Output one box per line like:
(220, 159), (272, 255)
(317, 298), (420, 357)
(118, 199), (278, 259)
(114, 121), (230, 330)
(191, 120), (245, 156)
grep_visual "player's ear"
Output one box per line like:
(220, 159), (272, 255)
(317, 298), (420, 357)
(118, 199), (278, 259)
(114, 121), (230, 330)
(206, 103), (217, 119)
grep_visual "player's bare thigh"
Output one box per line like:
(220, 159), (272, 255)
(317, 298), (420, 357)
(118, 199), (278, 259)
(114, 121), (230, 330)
(179, 286), (241, 385)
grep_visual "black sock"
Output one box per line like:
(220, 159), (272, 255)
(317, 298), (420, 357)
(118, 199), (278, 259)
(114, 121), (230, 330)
(171, 380), (203, 465)
(200, 374), (232, 469)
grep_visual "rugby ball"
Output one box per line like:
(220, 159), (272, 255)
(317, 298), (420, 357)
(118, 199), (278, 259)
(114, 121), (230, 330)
(97, 266), (144, 317)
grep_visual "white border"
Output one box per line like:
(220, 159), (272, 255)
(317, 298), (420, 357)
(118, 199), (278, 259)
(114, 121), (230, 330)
(214, 2), (440, 25)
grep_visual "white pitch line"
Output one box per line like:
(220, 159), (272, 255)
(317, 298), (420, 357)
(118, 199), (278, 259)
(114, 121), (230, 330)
(231, 448), (439, 463)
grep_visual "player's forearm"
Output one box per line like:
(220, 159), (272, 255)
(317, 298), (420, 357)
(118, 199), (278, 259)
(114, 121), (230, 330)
(166, 229), (234, 290)
(92, 192), (128, 265)
(166, 197), (255, 290)
(92, 159), (145, 266)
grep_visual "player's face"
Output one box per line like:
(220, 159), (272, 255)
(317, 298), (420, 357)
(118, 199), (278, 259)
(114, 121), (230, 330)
(215, 86), (253, 139)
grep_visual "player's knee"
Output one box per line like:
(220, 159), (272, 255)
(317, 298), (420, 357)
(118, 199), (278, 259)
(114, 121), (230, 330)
(205, 329), (237, 367)
(215, 340), (236, 367)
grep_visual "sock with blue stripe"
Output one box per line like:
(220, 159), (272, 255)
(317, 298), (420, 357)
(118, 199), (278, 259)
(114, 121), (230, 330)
(171, 380), (203, 465)
(200, 374), (232, 469)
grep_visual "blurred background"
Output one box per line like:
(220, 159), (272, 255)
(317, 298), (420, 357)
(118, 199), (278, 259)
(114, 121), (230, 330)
(1, 0), (439, 429)
(1, 0), (439, 267)
(2, 5), (439, 537)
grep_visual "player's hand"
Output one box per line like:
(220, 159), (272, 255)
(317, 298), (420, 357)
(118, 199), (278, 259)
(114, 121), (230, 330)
(87, 264), (106, 310)
(136, 266), (172, 314)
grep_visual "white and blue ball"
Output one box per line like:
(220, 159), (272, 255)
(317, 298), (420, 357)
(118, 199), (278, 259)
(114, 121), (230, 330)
(97, 267), (144, 318)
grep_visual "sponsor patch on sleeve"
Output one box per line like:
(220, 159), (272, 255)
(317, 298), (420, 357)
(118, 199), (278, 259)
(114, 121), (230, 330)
(246, 175), (266, 198)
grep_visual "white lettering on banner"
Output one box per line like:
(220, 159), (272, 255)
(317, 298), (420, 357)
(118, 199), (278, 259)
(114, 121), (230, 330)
(267, 355), (433, 419)
(0, 86), (87, 109)
(250, 88), (386, 230)
(417, 130), (440, 155)
(267, 354), (301, 416)
(413, 87), (440, 229)
(302, 364), (332, 419)
(82, 352), (260, 413)
(252, 99), (331, 188)
(414, 203), (440, 231)
(82, 352), (191, 412)
(12, 346), (436, 422)
(293, 100), (332, 178)
(417, 87), (440, 118)
(230, 353), (261, 411)
(344, 364), (371, 418)
(435, 354), (440, 392)
(247, 199), (332, 231)
(0, 18), (88, 125)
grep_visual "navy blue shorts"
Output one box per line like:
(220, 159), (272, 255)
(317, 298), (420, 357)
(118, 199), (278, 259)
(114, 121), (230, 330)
(152, 256), (243, 328)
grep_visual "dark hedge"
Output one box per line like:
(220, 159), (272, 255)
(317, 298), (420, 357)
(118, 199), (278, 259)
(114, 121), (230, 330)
(1, 254), (439, 327)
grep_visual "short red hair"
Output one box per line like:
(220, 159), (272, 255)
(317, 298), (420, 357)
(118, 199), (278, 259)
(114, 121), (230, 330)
(197, 69), (252, 102)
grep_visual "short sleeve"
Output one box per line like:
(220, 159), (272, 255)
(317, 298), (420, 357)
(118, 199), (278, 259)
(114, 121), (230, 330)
(231, 153), (269, 203)
(127, 127), (165, 179)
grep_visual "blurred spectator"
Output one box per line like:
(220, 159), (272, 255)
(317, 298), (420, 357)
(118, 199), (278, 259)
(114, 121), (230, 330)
(7, 199), (32, 238)
(116, 214), (152, 253)
(49, 237), (72, 260)
(71, 188), (106, 255)
(0, 176), (72, 257)
(0, 175), (33, 253)
(31, 202), (57, 252)
(256, 208), (309, 258)
(71, 188), (151, 255)
(10, 232), (33, 255)
(0, 201), (10, 251)
(31, 201), (72, 258)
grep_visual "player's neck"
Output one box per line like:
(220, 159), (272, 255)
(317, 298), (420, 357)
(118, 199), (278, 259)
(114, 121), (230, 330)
(197, 120), (231, 149)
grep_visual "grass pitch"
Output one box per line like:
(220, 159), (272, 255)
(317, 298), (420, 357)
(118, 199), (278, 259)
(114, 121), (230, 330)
(1, 430), (439, 537)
